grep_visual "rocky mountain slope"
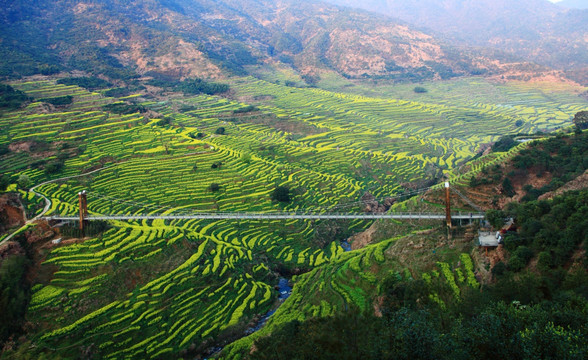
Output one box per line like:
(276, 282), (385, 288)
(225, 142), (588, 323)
(0, 0), (539, 82)
(324, 0), (588, 84)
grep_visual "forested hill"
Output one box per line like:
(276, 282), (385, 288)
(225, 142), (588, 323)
(1, 0), (539, 82)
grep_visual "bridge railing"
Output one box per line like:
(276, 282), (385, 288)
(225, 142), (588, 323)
(44, 211), (486, 221)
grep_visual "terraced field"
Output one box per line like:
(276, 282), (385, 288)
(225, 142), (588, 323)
(1, 76), (585, 358)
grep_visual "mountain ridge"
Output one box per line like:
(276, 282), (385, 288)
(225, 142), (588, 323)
(324, 0), (588, 84)
(0, 0), (550, 83)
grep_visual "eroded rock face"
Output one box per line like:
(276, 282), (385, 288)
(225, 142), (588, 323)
(361, 192), (395, 213)
(0, 194), (26, 234)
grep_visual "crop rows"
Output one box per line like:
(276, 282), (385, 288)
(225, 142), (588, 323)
(4, 77), (584, 358)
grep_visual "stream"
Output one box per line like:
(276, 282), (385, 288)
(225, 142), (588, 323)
(207, 241), (350, 358)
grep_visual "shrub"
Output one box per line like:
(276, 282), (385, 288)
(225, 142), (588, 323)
(209, 183), (220, 192)
(16, 175), (31, 190)
(492, 136), (517, 153)
(492, 261), (507, 277)
(413, 86), (428, 93)
(508, 255), (526, 272)
(502, 177), (516, 197)
(215, 127), (226, 135)
(44, 95), (73, 106)
(271, 186), (291, 203)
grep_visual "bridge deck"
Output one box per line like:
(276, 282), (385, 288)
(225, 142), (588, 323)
(45, 212), (485, 221)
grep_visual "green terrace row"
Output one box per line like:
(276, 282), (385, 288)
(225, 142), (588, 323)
(29, 215), (350, 358)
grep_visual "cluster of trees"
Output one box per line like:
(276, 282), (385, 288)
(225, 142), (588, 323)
(512, 132), (588, 201)
(271, 186), (291, 203)
(56, 77), (111, 90)
(573, 111), (587, 131)
(252, 261), (588, 359)
(0, 84), (31, 110)
(102, 103), (147, 115)
(0, 235), (32, 347)
(146, 76), (229, 96)
(44, 95), (73, 107)
(490, 190), (588, 272)
(492, 135), (518, 152)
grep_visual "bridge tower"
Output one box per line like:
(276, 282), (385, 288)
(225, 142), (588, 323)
(444, 182), (452, 229)
(78, 190), (88, 233)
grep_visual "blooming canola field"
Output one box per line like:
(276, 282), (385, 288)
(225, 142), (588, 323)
(0, 77), (585, 358)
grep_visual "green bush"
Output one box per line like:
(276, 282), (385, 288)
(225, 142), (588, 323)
(44, 95), (73, 106)
(271, 186), (291, 203)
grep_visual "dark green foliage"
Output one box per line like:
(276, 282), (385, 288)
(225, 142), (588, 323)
(511, 132), (588, 201)
(271, 186), (291, 203)
(176, 78), (229, 95)
(57, 77), (112, 90)
(0, 144), (9, 157)
(189, 132), (205, 139)
(485, 209), (506, 229)
(573, 111), (588, 130)
(215, 127), (226, 135)
(413, 86), (428, 93)
(492, 261), (507, 277)
(0, 174), (10, 191)
(492, 135), (517, 152)
(16, 174), (31, 190)
(251, 268), (588, 360)
(506, 190), (588, 270)
(301, 73), (320, 86)
(211, 162), (223, 169)
(508, 246), (534, 271)
(501, 177), (516, 197)
(0, 253), (30, 345)
(44, 160), (64, 175)
(102, 103), (147, 115)
(103, 87), (132, 98)
(515, 120), (524, 127)
(0, 84), (31, 110)
(233, 105), (258, 114)
(209, 183), (220, 192)
(44, 95), (73, 106)
(146, 77), (229, 95)
(155, 117), (172, 127)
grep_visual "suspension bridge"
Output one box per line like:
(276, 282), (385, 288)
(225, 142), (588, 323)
(44, 181), (485, 234)
(46, 212), (485, 222)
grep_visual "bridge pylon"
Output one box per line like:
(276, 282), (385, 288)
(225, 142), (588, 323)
(78, 190), (88, 233)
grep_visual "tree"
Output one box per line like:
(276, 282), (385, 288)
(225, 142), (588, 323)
(0, 174), (10, 191)
(485, 209), (506, 229)
(572, 111), (588, 130)
(413, 86), (428, 93)
(271, 186), (291, 203)
(215, 127), (226, 135)
(492, 136), (517, 152)
(209, 183), (220, 192)
(502, 177), (516, 197)
(16, 175), (31, 190)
